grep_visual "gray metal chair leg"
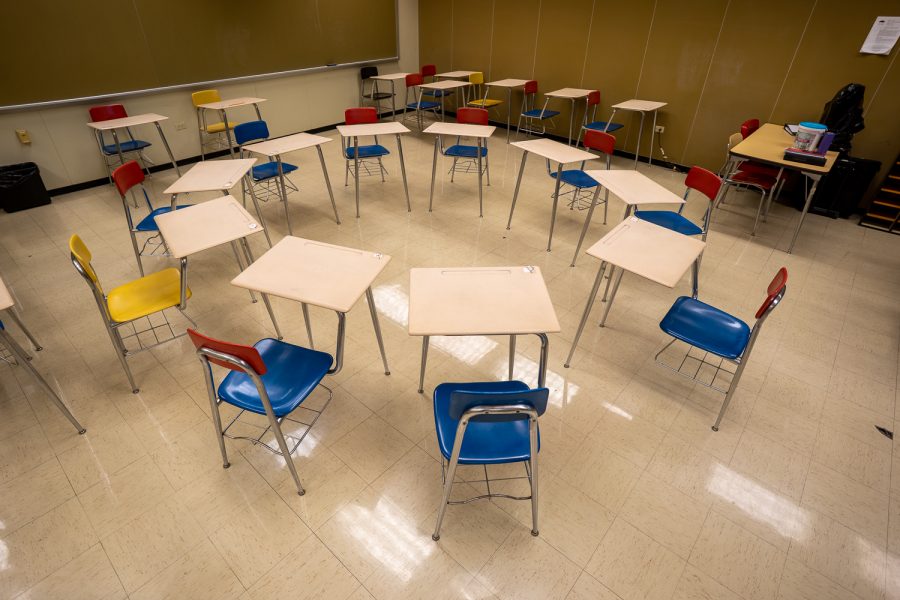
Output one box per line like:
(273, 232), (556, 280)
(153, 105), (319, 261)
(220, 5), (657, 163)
(110, 327), (139, 393)
(751, 191), (767, 236)
(528, 418), (539, 536)
(265, 410), (306, 495)
(301, 303), (314, 348)
(432, 426), (465, 541)
(713, 360), (747, 431)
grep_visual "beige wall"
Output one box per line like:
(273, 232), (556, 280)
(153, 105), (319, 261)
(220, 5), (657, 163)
(420, 0), (900, 192)
(0, 0), (418, 190)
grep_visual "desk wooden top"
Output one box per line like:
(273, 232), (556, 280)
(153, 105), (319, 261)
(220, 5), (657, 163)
(485, 79), (530, 88)
(242, 132), (332, 156)
(371, 73), (410, 81)
(0, 275), (14, 311)
(336, 122), (410, 137)
(512, 138), (598, 164)
(87, 113), (168, 130)
(586, 217), (705, 287)
(612, 99), (667, 112)
(230, 236), (390, 312)
(582, 170), (685, 207)
(423, 123), (496, 138)
(437, 70), (478, 78)
(197, 97), (267, 110)
(155, 195), (263, 258)
(408, 266), (560, 336)
(419, 80), (472, 90)
(546, 88), (593, 99)
(730, 123), (837, 174)
(163, 159), (256, 194)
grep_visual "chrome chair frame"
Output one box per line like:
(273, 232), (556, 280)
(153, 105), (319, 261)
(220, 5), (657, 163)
(717, 133), (784, 235)
(93, 127), (154, 184)
(116, 178), (170, 277)
(517, 95), (558, 137)
(341, 136), (389, 185)
(402, 86), (443, 131)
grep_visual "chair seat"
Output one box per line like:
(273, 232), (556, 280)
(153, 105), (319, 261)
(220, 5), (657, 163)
(344, 145), (390, 159)
(218, 338), (333, 418)
(135, 205), (193, 232)
(659, 296), (751, 360)
(363, 92), (393, 100)
(107, 268), (190, 323)
(468, 99), (503, 108)
(635, 210), (703, 236)
(444, 144), (488, 158)
(205, 121), (238, 134)
(739, 161), (780, 179)
(584, 121), (624, 133)
(101, 140), (151, 155)
(521, 109), (560, 119)
(730, 170), (776, 190)
(551, 170), (598, 188)
(423, 90), (454, 98)
(252, 162), (299, 181)
(407, 101), (441, 110)
(434, 381), (539, 465)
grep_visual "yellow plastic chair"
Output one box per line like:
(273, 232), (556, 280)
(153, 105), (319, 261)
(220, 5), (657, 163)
(192, 89), (238, 159)
(69, 234), (196, 393)
(466, 72), (503, 114)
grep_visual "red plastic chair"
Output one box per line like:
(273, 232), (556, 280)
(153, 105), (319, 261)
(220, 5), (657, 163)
(720, 132), (779, 235)
(740, 118), (760, 138)
(456, 107), (489, 126)
(89, 104), (153, 181)
(439, 107), (492, 197)
(576, 91), (624, 146)
(403, 73), (441, 129)
(341, 107), (390, 190)
(517, 81), (559, 137)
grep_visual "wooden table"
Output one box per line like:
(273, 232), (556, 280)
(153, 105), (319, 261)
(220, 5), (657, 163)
(564, 216), (706, 367)
(231, 236), (392, 375)
(483, 79), (530, 142)
(196, 97), (267, 157)
(417, 80), (472, 120)
(0, 276), (84, 433)
(242, 132), (341, 233)
(335, 122), (412, 217)
(730, 123), (838, 253)
(87, 113), (181, 177)
(506, 138), (599, 251)
(424, 122), (496, 216)
(606, 100), (667, 167)
(545, 88), (593, 146)
(409, 266), (560, 392)
(370, 73), (410, 121)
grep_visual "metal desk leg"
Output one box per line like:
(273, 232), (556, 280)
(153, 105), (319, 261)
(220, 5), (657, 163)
(316, 146), (340, 224)
(506, 151), (530, 229)
(230, 241), (257, 303)
(301, 303), (314, 348)
(326, 312), (347, 375)
(154, 122), (181, 177)
(571, 185), (603, 266)
(240, 238), (280, 338)
(429, 137), (439, 212)
(179, 257), (188, 309)
(634, 111), (645, 169)
(547, 162), (564, 251)
(535, 332), (549, 388)
(221, 109), (236, 157)
(509, 335), (516, 380)
(649, 110), (658, 166)
(418, 336), (430, 393)
(354, 136), (361, 218)
(564, 261), (607, 368)
(0, 329), (85, 434)
(477, 138), (484, 217)
(276, 156), (292, 235)
(567, 98), (576, 145)
(506, 88), (513, 143)
(366, 287), (390, 375)
(390, 81), (398, 121)
(599, 267), (625, 327)
(788, 173), (822, 254)
(5, 309), (42, 351)
(396, 135), (412, 212)
(244, 177), (272, 247)
(602, 266), (615, 301)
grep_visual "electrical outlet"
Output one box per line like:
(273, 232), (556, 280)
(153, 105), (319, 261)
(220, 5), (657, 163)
(654, 125), (665, 134)
(175, 122), (187, 131)
(15, 129), (31, 145)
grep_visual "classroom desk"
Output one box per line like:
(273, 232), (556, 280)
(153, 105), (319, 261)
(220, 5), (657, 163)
(483, 79), (530, 143)
(417, 80), (472, 119)
(231, 236), (392, 376)
(154, 195), (280, 336)
(564, 216), (706, 367)
(335, 122), (412, 217)
(371, 73), (410, 120)
(730, 123), (838, 253)
(545, 88), (593, 146)
(196, 97), (267, 157)
(241, 132), (341, 233)
(424, 122), (496, 216)
(0, 276), (85, 434)
(435, 71), (478, 103)
(506, 138), (599, 251)
(606, 100), (667, 168)
(87, 113), (181, 177)
(409, 266), (560, 393)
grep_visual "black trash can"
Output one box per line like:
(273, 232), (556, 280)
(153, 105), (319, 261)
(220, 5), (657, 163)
(0, 162), (51, 213)
(810, 155), (881, 219)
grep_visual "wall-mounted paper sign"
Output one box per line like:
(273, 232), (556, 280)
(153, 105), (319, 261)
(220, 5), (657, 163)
(861, 16), (900, 55)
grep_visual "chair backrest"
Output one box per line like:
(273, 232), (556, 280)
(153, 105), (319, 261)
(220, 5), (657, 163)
(89, 104), (128, 122)
(456, 107), (488, 125)
(684, 166), (722, 203)
(524, 80), (538, 94)
(345, 107), (378, 125)
(421, 64), (437, 77)
(755, 267), (788, 319)
(586, 90), (601, 107)
(112, 160), (145, 197)
(584, 130), (615, 155)
(405, 72), (424, 88)
(740, 118), (760, 138)
(449, 387), (549, 421)
(187, 329), (268, 375)
(469, 72), (484, 85)
(727, 132), (743, 150)
(191, 89), (221, 107)
(69, 234), (100, 287)
(234, 120), (269, 145)
(360, 65), (378, 80)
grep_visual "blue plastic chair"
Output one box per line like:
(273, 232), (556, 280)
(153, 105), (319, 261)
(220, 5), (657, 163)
(112, 160), (192, 276)
(431, 380), (549, 541)
(234, 120), (299, 213)
(634, 166), (722, 242)
(188, 329), (335, 496)
(517, 81), (560, 137)
(89, 104), (153, 182)
(574, 91), (624, 147)
(342, 107), (390, 189)
(655, 267), (787, 431)
(403, 73), (442, 130)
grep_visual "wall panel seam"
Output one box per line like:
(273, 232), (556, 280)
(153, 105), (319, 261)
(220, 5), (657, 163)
(767, 0), (817, 122)
(532, 0), (543, 78)
(864, 46), (898, 117)
(580, 0), (598, 88)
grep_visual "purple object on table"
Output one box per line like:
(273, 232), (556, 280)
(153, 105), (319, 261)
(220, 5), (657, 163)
(817, 132), (835, 155)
